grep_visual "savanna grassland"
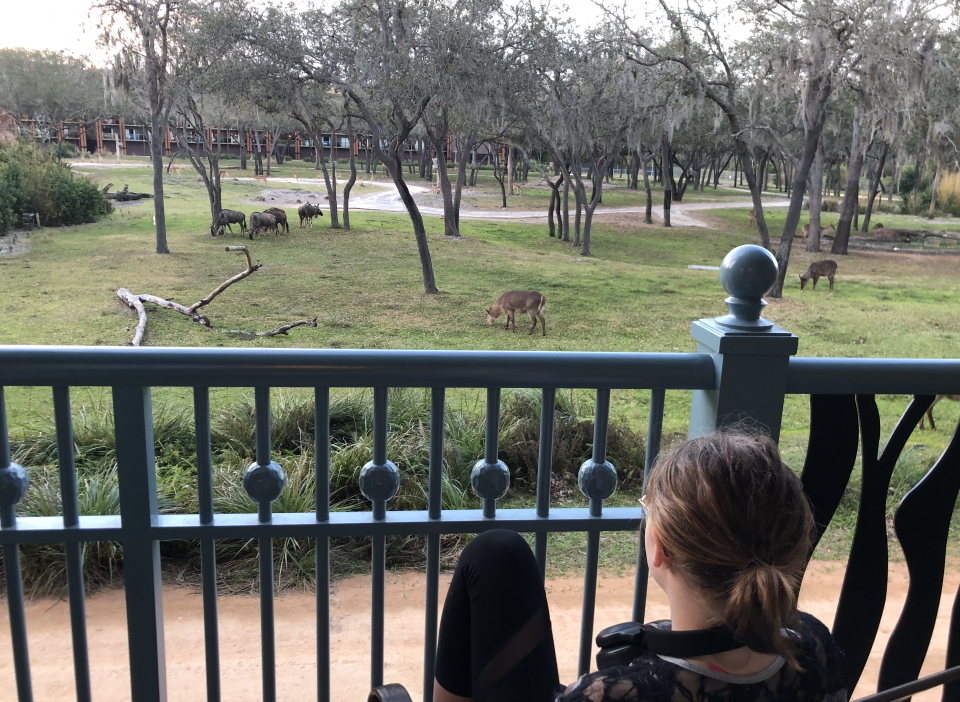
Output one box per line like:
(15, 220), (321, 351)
(1, 159), (959, 588)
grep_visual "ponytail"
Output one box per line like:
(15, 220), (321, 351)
(726, 564), (801, 667)
(645, 432), (813, 670)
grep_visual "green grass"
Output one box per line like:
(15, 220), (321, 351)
(2, 158), (960, 589)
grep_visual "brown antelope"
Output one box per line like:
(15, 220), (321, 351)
(801, 223), (811, 244)
(170, 166), (183, 177)
(219, 170), (228, 179)
(486, 291), (547, 337)
(920, 395), (960, 430)
(748, 209), (757, 227)
(293, 173), (298, 182)
(512, 183), (522, 195)
(432, 183), (442, 194)
(254, 174), (268, 184)
(799, 260), (837, 291)
(820, 223), (836, 239)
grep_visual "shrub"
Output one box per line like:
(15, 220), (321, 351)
(0, 139), (111, 235)
(7, 388), (649, 593)
(54, 142), (79, 158)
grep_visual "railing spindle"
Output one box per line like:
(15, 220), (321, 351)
(243, 387), (286, 702)
(315, 387), (331, 702)
(423, 388), (445, 702)
(577, 389), (617, 676)
(471, 388), (510, 519)
(53, 386), (92, 702)
(113, 386), (166, 702)
(633, 388), (664, 623)
(535, 388), (557, 580)
(194, 387), (221, 702)
(0, 387), (33, 702)
(359, 387), (399, 690)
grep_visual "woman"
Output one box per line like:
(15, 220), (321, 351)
(432, 432), (847, 702)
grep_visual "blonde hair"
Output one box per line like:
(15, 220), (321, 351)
(645, 432), (813, 667)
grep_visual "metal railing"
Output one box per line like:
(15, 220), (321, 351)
(0, 348), (714, 702)
(3, 244), (960, 702)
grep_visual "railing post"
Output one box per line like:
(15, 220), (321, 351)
(113, 386), (167, 702)
(688, 246), (799, 443)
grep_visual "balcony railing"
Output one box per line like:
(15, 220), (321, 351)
(2, 246), (960, 702)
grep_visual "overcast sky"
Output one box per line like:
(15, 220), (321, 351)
(0, 0), (606, 60)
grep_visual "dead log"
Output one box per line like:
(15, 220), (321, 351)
(117, 287), (148, 346)
(117, 246), (314, 346)
(222, 317), (319, 339)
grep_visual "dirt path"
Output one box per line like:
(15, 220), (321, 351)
(1, 561), (957, 702)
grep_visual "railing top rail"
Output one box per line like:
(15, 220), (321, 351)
(786, 357), (960, 395)
(0, 346), (716, 389)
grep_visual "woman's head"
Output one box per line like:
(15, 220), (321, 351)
(643, 432), (813, 664)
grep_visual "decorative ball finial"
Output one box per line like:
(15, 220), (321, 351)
(715, 245), (778, 330)
(471, 458), (510, 502)
(0, 462), (29, 507)
(577, 459), (618, 502)
(359, 459), (400, 503)
(243, 461), (286, 505)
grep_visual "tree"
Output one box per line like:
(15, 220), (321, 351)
(96, 0), (183, 254)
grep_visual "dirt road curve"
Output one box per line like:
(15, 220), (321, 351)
(0, 561), (955, 701)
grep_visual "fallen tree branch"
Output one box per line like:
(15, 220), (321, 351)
(190, 246), (262, 313)
(117, 246), (314, 346)
(221, 317), (319, 339)
(117, 288), (148, 346)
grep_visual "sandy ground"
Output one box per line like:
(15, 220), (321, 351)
(1, 560), (958, 702)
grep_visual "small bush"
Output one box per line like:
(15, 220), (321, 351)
(55, 142), (80, 158)
(0, 139), (112, 235)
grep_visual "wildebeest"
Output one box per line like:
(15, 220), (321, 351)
(249, 212), (279, 238)
(799, 260), (838, 291)
(298, 202), (324, 228)
(210, 209), (247, 237)
(486, 291), (547, 336)
(264, 207), (290, 234)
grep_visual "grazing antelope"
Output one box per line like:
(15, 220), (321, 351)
(210, 209), (247, 237)
(249, 211), (279, 238)
(254, 174), (268, 184)
(512, 183), (522, 195)
(486, 291), (547, 337)
(170, 166), (183, 177)
(264, 207), (290, 234)
(920, 395), (960, 430)
(298, 202), (324, 227)
(799, 260), (837, 291)
(219, 170), (228, 179)
(748, 209), (757, 227)
(432, 183), (442, 194)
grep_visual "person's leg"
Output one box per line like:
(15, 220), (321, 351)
(434, 529), (560, 702)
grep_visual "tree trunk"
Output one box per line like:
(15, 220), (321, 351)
(561, 167), (571, 241)
(662, 137), (672, 227)
(425, 122), (460, 236)
(315, 130), (340, 228)
(832, 109), (865, 255)
(772, 76), (831, 297)
(573, 183), (583, 247)
(862, 142), (888, 232)
(342, 118), (357, 231)
(451, 130), (477, 236)
(240, 125), (248, 171)
(807, 136), (825, 252)
(642, 148), (653, 224)
(928, 158), (943, 219)
(150, 111), (170, 254)
(507, 145), (514, 197)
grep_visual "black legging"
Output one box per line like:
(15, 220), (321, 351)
(435, 529), (561, 702)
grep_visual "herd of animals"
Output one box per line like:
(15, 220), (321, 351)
(209, 202), (324, 238)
